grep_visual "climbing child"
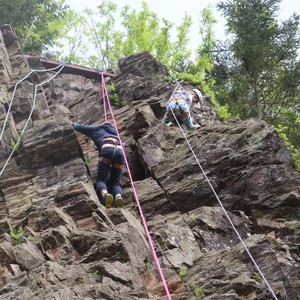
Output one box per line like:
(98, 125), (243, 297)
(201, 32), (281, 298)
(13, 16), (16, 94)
(163, 88), (202, 129)
(71, 121), (125, 209)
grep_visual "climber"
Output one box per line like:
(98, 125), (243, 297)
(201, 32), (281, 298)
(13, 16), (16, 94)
(162, 88), (203, 129)
(70, 121), (125, 209)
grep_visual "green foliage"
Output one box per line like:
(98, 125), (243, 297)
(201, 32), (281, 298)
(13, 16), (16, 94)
(120, 2), (160, 55)
(49, 10), (90, 64)
(52, 0), (195, 72)
(194, 286), (204, 299)
(178, 268), (187, 279)
(175, 72), (204, 86)
(91, 270), (100, 276)
(106, 84), (125, 108)
(182, 281), (204, 299)
(178, 267), (205, 299)
(84, 157), (93, 167)
(84, 1), (119, 69)
(0, 0), (69, 53)
(215, 0), (300, 123)
(251, 272), (262, 283)
(276, 125), (300, 172)
(190, 213), (197, 223)
(167, 14), (193, 72)
(266, 102), (300, 148)
(185, 6), (216, 91)
(11, 139), (21, 152)
(212, 100), (232, 121)
(10, 225), (23, 242)
(217, 104), (232, 121)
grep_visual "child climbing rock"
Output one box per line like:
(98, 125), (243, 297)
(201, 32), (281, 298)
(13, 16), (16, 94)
(71, 121), (125, 209)
(163, 88), (202, 129)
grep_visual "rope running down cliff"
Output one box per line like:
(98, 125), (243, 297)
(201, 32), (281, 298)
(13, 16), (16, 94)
(0, 63), (65, 178)
(168, 78), (279, 300)
(101, 72), (173, 300)
(0, 63), (65, 142)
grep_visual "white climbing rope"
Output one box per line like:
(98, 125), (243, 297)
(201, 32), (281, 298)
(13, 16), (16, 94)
(0, 63), (65, 178)
(0, 63), (65, 142)
(21, 17), (36, 48)
(168, 86), (279, 300)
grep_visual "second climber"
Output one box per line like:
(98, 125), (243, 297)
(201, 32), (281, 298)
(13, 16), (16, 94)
(163, 88), (202, 129)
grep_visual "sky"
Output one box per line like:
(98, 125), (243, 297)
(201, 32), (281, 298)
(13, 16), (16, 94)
(63, 0), (299, 53)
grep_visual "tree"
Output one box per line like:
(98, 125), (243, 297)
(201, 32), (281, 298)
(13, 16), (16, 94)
(52, 1), (194, 72)
(46, 10), (91, 65)
(169, 14), (193, 73)
(84, 1), (119, 70)
(119, 2), (194, 72)
(186, 5), (217, 87)
(0, 0), (69, 53)
(214, 0), (300, 124)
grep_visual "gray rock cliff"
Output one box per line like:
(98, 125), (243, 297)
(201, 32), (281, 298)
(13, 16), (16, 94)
(0, 24), (299, 300)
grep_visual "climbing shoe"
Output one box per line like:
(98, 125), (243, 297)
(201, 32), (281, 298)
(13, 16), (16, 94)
(115, 196), (125, 208)
(103, 193), (113, 209)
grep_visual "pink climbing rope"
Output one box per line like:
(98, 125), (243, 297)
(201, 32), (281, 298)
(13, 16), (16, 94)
(101, 72), (108, 123)
(100, 73), (172, 300)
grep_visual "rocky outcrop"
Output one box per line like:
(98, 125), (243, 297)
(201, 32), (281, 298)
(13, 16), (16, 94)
(0, 24), (299, 300)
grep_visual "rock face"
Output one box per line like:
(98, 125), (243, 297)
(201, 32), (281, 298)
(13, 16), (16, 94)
(0, 24), (299, 300)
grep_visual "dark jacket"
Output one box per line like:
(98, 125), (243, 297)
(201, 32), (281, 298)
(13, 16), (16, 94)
(72, 122), (118, 149)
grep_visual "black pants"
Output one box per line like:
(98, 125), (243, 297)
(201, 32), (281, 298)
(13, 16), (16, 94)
(96, 144), (124, 197)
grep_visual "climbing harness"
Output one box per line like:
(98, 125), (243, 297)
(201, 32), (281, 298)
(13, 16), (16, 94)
(165, 81), (192, 126)
(99, 139), (124, 169)
(100, 72), (172, 300)
(168, 76), (279, 300)
(0, 63), (65, 178)
(99, 156), (123, 169)
(170, 97), (184, 102)
(102, 137), (119, 144)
